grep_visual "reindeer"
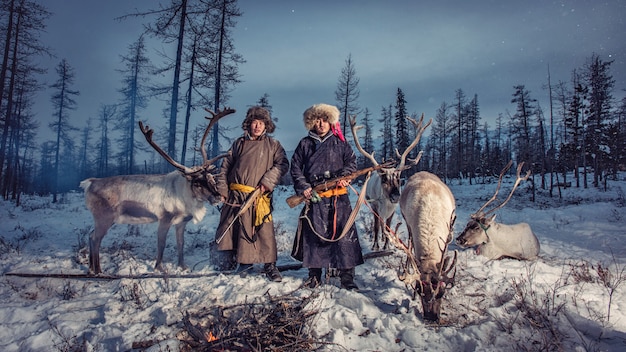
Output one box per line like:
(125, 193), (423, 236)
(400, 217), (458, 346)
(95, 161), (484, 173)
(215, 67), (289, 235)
(79, 108), (235, 274)
(456, 161), (540, 260)
(399, 171), (457, 322)
(349, 113), (432, 250)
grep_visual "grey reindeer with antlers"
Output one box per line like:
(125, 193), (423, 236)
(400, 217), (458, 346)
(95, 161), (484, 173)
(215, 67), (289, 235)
(80, 108), (235, 274)
(456, 160), (540, 261)
(349, 113), (431, 250)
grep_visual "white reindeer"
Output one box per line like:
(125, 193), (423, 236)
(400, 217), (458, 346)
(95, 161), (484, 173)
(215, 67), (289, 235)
(80, 108), (234, 274)
(399, 171), (457, 322)
(456, 161), (540, 260)
(349, 114), (432, 250)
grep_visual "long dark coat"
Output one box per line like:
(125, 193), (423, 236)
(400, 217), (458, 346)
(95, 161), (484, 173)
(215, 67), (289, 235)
(290, 132), (364, 270)
(215, 134), (289, 264)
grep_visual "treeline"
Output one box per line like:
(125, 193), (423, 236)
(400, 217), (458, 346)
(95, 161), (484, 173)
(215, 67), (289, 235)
(0, 0), (243, 204)
(1, 1), (624, 206)
(336, 53), (625, 195)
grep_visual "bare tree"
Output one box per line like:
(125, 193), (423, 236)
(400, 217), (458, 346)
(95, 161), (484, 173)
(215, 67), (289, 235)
(378, 105), (394, 162)
(510, 85), (536, 163)
(116, 35), (151, 174)
(452, 88), (466, 182)
(335, 53), (360, 133)
(583, 53), (615, 188)
(430, 102), (452, 179)
(95, 104), (116, 177)
(0, 0), (51, 199)
(206, 0), (243, 158)
(48, 59), (79, 202)
(355, 108), (374, 170)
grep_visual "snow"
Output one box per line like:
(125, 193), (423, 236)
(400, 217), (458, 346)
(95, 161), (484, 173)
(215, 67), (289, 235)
(1, 173), (626, 351)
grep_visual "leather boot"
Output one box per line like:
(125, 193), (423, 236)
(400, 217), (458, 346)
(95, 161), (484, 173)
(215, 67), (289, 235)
(264, 263), (282, 282)
(339, 267), (359, 291)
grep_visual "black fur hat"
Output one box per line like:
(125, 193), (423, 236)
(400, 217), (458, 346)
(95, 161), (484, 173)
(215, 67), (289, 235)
(242, 106), (275, 133)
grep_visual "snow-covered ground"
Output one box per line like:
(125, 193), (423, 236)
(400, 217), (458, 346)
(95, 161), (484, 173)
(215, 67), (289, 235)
(1, 173), (625, 351)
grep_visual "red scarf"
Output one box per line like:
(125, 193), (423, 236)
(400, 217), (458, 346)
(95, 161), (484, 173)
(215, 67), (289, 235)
(331, 122), (345, 141)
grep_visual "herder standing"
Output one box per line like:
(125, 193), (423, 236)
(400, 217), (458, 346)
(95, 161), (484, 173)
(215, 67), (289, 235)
(290, 103), (364, 290)
(215, 106), (289, 282)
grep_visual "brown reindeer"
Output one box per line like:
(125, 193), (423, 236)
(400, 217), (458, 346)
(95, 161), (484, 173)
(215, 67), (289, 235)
(456, 161), (540, 260)
(80, 108), (234, 274)
(349, 113), (432, 250)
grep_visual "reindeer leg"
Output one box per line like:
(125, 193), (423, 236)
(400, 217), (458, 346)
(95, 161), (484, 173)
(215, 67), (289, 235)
(89, 216), (113, 275)
(383, 215), (393, 250)
(174, 222), (189, 270)
(155, 217), (173, 272)
(372, 214), (381, 251)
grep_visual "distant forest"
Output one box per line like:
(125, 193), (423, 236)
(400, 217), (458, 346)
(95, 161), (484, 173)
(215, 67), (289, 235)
(332, 53), (625, 197)
(1, 1), (624, 205)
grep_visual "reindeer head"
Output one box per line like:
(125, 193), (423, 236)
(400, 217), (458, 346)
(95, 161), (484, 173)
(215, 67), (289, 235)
(376, 168), (402, 203)
(349, 113), (431, 201)
(456, 214), (497, 247)
(415, 252), (456, 322)
(139, 107), (235, 205)
(456, 161), (530, 248)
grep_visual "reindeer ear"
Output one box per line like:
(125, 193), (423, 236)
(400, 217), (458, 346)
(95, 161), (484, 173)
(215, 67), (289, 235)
(486, 214), (497, 224)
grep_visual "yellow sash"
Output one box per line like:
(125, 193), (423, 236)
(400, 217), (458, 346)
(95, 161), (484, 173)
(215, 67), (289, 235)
(229, 183), (271, 226)
(316, 187), (348, 198)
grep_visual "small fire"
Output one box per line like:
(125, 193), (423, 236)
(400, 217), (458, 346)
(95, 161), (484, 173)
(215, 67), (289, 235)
(204, 331), (218, 342)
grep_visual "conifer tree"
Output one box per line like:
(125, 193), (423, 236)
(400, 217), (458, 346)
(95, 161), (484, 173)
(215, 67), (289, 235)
(48, 59), (79, 202)
(335, 54), (360, 133)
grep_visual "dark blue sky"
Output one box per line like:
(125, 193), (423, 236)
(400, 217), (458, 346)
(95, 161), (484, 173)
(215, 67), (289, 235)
(36, 0), (626, 153)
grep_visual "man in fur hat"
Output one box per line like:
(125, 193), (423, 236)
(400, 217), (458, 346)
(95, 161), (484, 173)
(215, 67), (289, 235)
(215, 106), (289, 282)
(290, 103), (364, 290)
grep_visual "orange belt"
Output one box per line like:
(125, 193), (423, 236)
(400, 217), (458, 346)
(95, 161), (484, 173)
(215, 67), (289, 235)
(316, 187), (347, 198)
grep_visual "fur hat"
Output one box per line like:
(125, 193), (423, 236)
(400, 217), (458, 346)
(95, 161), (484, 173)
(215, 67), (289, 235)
(303, 103), (340, 130)
(242, 106), (275, 133)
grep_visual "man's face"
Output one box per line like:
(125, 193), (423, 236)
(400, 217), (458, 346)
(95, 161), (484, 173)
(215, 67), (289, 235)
(313, 118), (331, 136)
(250, 119), (266, 138)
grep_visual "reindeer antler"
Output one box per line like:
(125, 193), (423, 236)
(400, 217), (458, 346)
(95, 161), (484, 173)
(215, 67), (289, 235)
(139, 121), (195, 174)
(200, 107), (236, 164)
(473, 160), (531, 218)
(349, 115), (379, 166)
(139, 107), (235, 175)
(396, 114), (432, 171)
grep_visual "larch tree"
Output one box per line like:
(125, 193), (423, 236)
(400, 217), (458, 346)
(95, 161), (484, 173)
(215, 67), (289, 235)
(431, 101), (452, 180)
(510, 84), (536, 164)
(354, 107), (375, 169)
(256, 93), (272, 114)
(394, 88), (409, 155)
(116, 35), (151, 174)
(465, 94), (481, 184)
(48, 59), (79, 203)
(583, 53), (614, 188)
(122, 0), (190, 162)
(95, 104), (116, 177)
(335, 53), (360, 134)
(565, 69), (587, 187)
(206, 0), (243, 158)
(452, 88), (466, 182)
(0, 0), (50, 200)
(378, 105), (394, 162)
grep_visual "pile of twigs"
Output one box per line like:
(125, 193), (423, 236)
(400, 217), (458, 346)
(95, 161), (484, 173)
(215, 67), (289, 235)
(179, 289), (325, 351)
